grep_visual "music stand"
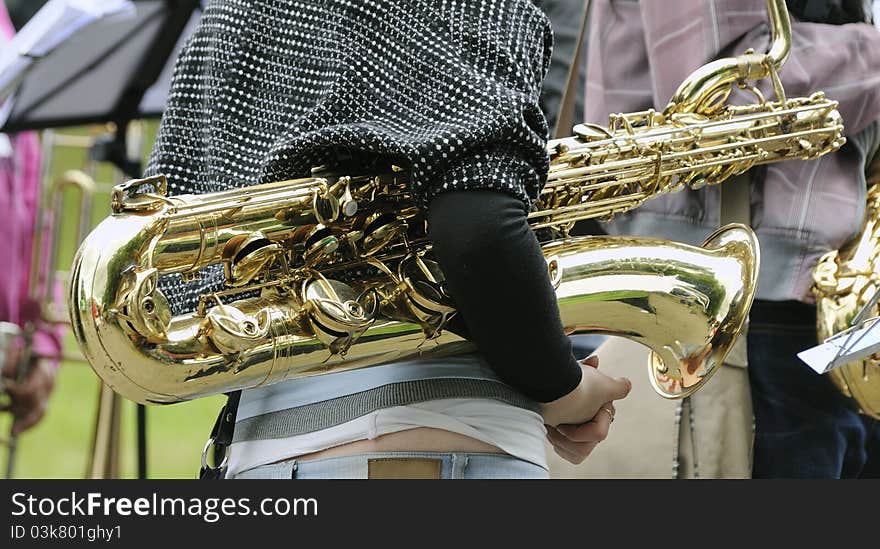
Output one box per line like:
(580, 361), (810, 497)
(2, 0), (202, 479)
(2, 0), (199, 134)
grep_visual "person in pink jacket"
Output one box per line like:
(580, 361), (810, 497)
(0, 1), (62, 436)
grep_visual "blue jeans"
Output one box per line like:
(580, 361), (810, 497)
(230, 452), (550, 479)
(747, 303), (880, 478)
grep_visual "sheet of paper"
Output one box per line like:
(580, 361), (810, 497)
(0, 0), (135, 102)
(798, 318), (880, 374)
(0, 134), (12, 158)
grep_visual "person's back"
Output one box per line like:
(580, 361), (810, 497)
(149, 0), (631, 479)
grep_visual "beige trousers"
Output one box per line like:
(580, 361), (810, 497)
(548, 336), (754, 479)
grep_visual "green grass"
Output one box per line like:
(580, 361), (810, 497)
(0, 364), (223, 479)
(1, 122), (224, 479)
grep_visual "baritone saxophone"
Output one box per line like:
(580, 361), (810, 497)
(69, 0), (845, 405)
(813, 153), (880, 419)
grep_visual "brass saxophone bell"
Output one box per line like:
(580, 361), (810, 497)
(645, 224), (759, 399)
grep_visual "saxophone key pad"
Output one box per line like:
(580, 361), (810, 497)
(302, 276), (378, 351)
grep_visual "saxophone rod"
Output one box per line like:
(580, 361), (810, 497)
(767, 0), (792, 68)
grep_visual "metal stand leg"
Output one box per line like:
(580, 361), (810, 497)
(87, 383), (122, 479)
(137, 404), (147, 479)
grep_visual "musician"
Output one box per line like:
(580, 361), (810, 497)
(147, 0), (631, 479)
(572, 0), (880, 478)
(0, 0), (62, 436)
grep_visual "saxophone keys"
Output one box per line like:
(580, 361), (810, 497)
(546, 256), (563, 289)
(117, 268), (171, 343)
(302, 277), (378, 352)
(223, 231), (284, 286)
(110, 175), (169, 214)
(361, 213), (407, 256)
(331, 176), (359, 217)
(204, 304), (270, 354)
(813, 251), (844, 293)
(303, 225), (340, 266)
(573, 123), (613, 142)
(312, 187), (340, 226)
(395, 254), (456, 338)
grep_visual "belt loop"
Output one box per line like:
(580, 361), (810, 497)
(451, 453), (468, 479)
(290, 460), (299, 479)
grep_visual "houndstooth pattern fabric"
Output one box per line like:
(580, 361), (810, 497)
(146, 0), (553, 312)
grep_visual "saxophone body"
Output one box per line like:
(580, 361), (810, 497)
(813, 174), (880, 419)
(70, 0), (844, 405)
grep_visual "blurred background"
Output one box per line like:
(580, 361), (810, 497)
(0, 120), (223, 478)
(0, 0), (221, 479)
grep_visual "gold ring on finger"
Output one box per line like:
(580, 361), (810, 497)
(602, 406), (615, 422)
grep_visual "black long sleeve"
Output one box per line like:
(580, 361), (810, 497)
(427, 189), (582, 403)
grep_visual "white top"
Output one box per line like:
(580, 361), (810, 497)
(227, 398), (548, 477)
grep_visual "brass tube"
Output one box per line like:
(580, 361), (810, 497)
(70, 224), (757, 404)
(666, 0), (793, 114)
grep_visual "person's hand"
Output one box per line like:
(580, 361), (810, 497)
(540, 356), (630, 427)
(546, 399), (615, 464)
(2, 356), (56, 436)
(541, 356), (630, 464)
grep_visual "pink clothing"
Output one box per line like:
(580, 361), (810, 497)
(0, 3), (62, 363)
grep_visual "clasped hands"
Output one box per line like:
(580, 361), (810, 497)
(541, 356), (631, 465)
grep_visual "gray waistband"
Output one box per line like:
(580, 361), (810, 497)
(233, 377), (536, 442)
(237, 353), (499, 421)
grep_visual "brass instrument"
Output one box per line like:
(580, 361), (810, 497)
(813, 157), (880, 419)
(1, 162), (95, 478)
(37, 127), (144, 479)
(69, 0), (843, 405)
(0, 321), (26, 478)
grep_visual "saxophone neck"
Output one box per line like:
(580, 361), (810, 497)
(766, 0), (792, 69)
(665, 0), (791, 115)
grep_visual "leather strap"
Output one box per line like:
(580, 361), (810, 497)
(719, 174), (752, 226)
(554, 0), (591, 139)
(866, 133), (880, 184)
(199, 391), (241, 480)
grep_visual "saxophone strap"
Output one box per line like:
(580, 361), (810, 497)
(718, 175), (752, 370)
(866, 131), (880, 184)
(719, 174), (752, 227)
(554, 0), (591, 139)
(200, 390), (241, 480)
